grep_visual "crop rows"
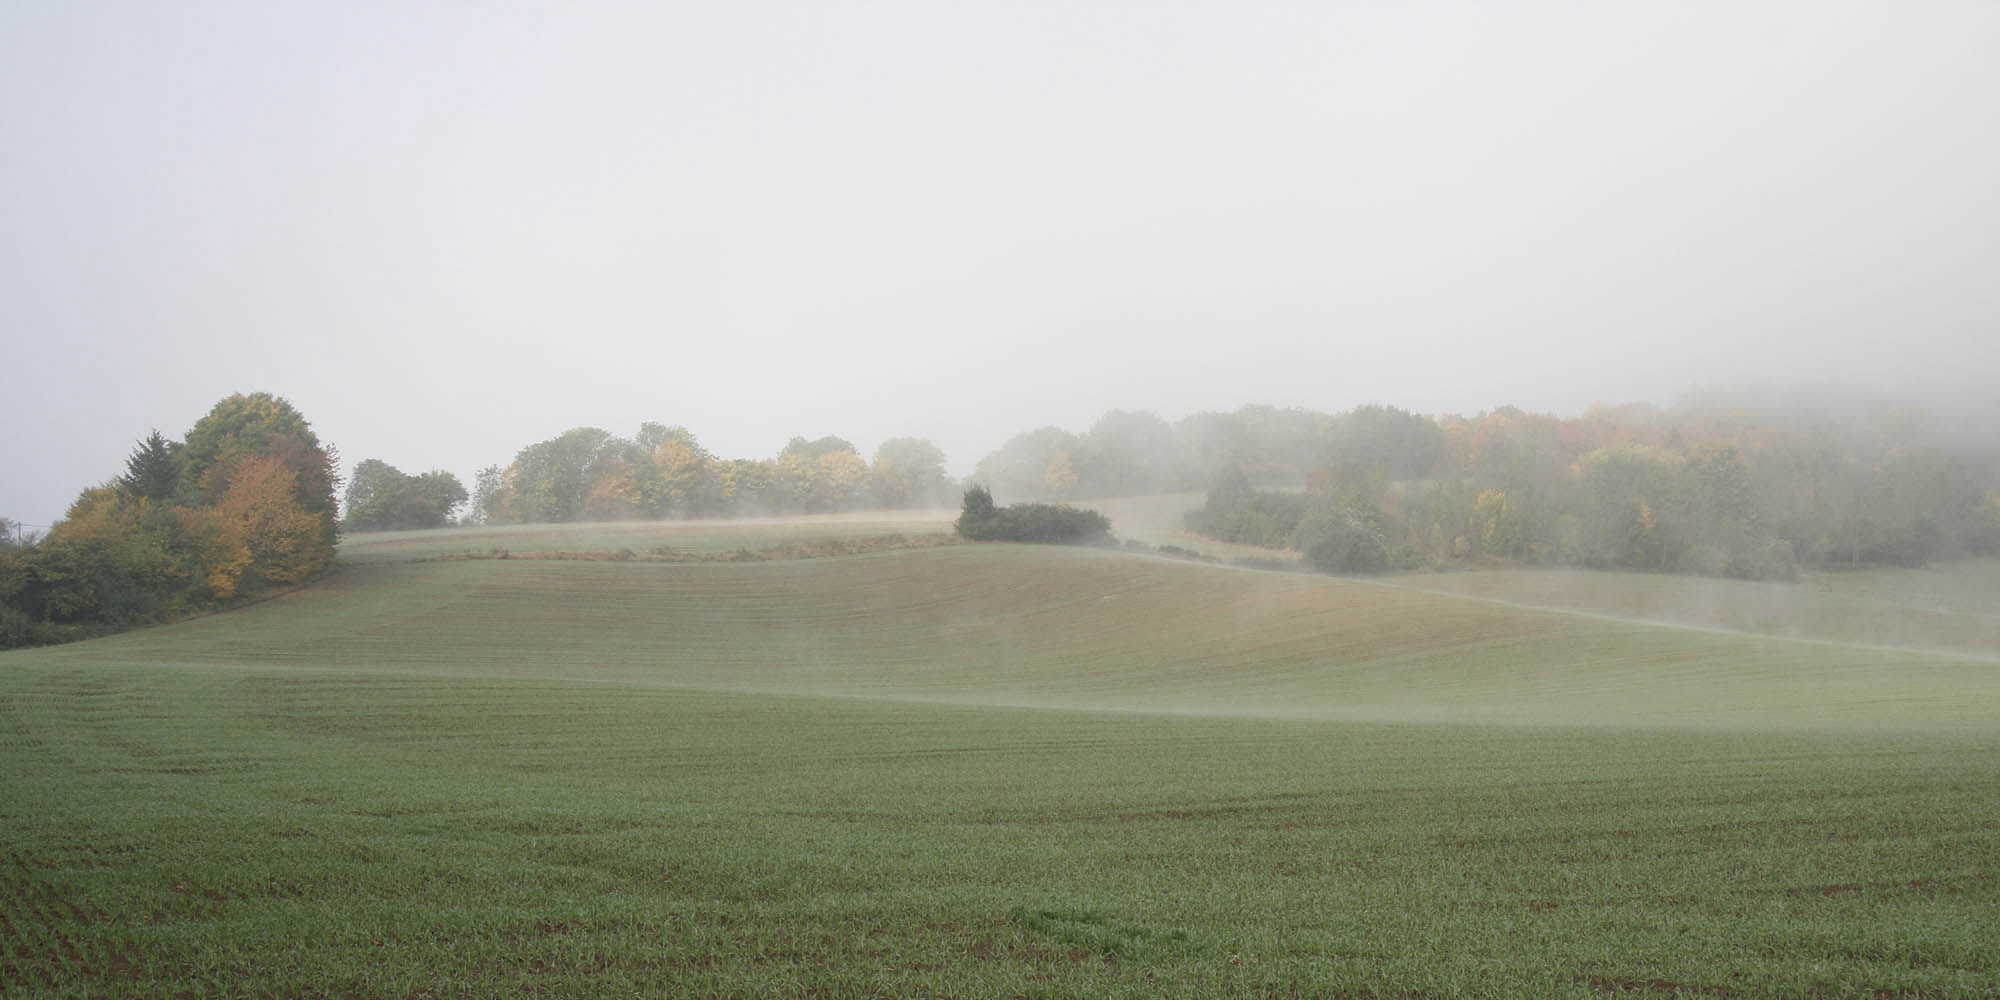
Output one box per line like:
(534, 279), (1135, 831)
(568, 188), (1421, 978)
(2, 660), (1995, 998)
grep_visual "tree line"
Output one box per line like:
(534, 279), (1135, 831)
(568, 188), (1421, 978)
(448, 425), (956, 527)
(349, 391), (2000, 579)
(10, 387), (1993, 649)
(1166, 396), (2000, 577)
(1, 393), (340, 647)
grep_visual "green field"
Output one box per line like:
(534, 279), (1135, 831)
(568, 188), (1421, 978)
(336, 511), (962, 564)
(4, 515), (1998, 997)
(1383, 563), (2000, 661)
(1090, 493), (1303, 565)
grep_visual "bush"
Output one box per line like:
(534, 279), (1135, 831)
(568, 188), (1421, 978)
(0, 605), (86, 649)
(1295, 511), (1390, 575)
(1183, 478), (1308, 549)
(955, 486), (1113, 545)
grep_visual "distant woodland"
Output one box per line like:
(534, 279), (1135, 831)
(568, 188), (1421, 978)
(6, 387), (1998, 648)
(974, 394), (2000, 579)
(462, 427), (957, 526)
(448, 389), (1999, 581)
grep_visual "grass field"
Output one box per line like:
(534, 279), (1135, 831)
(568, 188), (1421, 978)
(1383, 563), (2000, 661)
(1089, 493), (1303, 565)
(30, 545), (1997, 729)
(338, 511), (961, 564)
(4, 515), (1998, 997)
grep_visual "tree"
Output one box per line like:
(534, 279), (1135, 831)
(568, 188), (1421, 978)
(171, 504), (249, 601)
(0, 516), (34, 553)
(179, 392), (339, 556)
(582, 454), (643, 521)
(958, 484), (997, 526)
(1182, 480), (1309, 549)
(470, 466), (504, 525)
(1043, 453), (1078, 501)
(219, 455), (332, 589)
(1683, 443), (1754, 543)
(119, 430), (182, 502)
(409, 471), (469, 527)
(345, 460), (467, 531)
(647, 427), (713, 516)
(774, 450), (821, 513)
(773, 436), (867, 512)
(1, 393), (345, 648)
(816, 450), (870, 511)
(16, 487), (183, 624)
(711, 458), (772, 515)
(782, 435), (858, 460)
(1080, 410), (1182, 496)
(1321, 405), (1447, 481)
(343, 459), (403, 531)
(1173, 405), (1328, 486)
(972, 427), (1084, 502)
(870, 437), (950, 509)
(497, 427), (611, 522)
(1576, 445), (1682, 570)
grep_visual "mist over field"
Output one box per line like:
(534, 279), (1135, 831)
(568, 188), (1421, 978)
(5, 1), (2000, 530)
(9, 499), (2000, 994)
(4, 10), (2000, 992)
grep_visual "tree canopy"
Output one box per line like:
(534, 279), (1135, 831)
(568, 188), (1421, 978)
(474, 426), (957, 524)
(344, 460), (467, 532)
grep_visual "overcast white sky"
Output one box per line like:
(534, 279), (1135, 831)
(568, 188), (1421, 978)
(4, 1), (1997, 527)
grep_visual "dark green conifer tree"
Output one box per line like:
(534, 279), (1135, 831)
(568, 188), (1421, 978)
(118, 430), (182, 503)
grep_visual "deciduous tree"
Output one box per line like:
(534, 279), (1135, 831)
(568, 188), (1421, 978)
(180, 393), (339, 558)
(345, 460), (468, 531)
(219, 455), (334, 589)
(870, 437), (950, 509)
(497, 427), (611, 522)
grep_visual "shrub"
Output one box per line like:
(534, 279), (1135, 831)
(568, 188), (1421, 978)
(955, 486), (1113, 545)
(1183, 479), (1308, 549)
(0, 605), (85, 649)
(1295, 511), (1390, 575)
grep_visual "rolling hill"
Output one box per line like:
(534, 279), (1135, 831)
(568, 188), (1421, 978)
(17, 534), (1997, 729)
(5, 516), (1997, 997)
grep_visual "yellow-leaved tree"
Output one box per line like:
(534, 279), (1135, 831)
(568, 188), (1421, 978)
(173, 506), (250, 601)
(218, 455), (334, 590)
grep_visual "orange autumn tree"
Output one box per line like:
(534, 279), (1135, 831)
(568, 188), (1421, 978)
(180, 392), (340, 556)
(215, 454), (333, 593)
